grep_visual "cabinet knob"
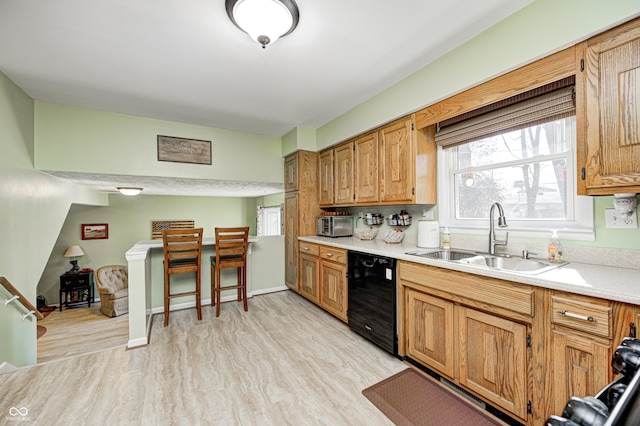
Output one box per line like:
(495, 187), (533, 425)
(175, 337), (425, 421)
(326, 253), (333, 257)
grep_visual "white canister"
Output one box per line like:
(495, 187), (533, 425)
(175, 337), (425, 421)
(417, 220), (440, 248)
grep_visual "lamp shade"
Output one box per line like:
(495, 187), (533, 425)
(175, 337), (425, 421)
(226, 0), (299, 48)
(64, 245), (85, 258)
(117, 187), (143, 196)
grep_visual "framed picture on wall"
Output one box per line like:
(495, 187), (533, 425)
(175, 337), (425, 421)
(82, 223), (109, 240)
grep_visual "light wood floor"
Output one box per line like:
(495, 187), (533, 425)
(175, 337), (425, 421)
(2, 290), (405, 425)
(37, 303), (129, 364)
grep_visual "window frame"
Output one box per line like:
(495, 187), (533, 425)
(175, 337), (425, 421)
(437, 118), (594, 241)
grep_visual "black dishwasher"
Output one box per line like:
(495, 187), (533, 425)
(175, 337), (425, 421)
(347, 251), (397, 356)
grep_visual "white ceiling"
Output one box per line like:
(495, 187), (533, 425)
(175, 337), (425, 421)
(1, 0), (533, 197)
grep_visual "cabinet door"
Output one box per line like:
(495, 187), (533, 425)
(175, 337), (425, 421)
(458, 306), (528, 420)
(284, 192), (298, 290)
(318, 150), (334, 206)
(406, 289), (454, 377)
(334, 142), (354, 205)
(354, 132), (379, 204)
(583, 19), (640, 194)
(380, 117), (413, 203)
(551, 329), (610, 415)
(299, 253), (319, 303)
(284, 154), (298, 192)
(320, 260), (347, 322)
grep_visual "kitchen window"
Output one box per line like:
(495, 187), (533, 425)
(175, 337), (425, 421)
(257, 205), (283, 236)
(437, 77), (594, 240)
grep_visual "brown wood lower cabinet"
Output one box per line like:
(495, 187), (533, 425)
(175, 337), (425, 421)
(398, 260), (640, 425)
(458, 306), (528, 420)
(319, 246), (348, 322)
(406, 289), (454, 378)
(550, 328), (610, 415)
(297, 242), (348, 322)
(399, 261), (532, 423)
(299, 252), (319, 304)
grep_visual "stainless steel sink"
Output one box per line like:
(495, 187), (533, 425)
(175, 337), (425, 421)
(405, 249), (567, 275)
(406, 250), (479, 261)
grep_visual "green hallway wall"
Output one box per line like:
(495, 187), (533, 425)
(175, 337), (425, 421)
(0, 73), (107, 367)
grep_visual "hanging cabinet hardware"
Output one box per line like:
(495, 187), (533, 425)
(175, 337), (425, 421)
(580, 58), (584, 72)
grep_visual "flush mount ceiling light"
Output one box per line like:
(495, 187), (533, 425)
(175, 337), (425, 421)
(117, 187), (143, 196)
(226, 0), (300, 49)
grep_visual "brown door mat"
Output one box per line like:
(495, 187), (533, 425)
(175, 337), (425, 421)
(363, 368), (508, 426)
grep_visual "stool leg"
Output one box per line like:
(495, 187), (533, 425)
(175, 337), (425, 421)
(237, 267), (242, 301)
(215, 265), (221, 317)
(211, 262), (216, 306)
(242, 265), (248, 312)
(164, 272), (170, 327)
(196, 268), (202, 321)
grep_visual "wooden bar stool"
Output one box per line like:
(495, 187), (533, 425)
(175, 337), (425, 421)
(211, 227), (250, 317)
(162, 228), (203, 326)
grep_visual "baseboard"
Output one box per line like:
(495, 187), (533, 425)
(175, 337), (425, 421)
(127, 336), (148, 349)
(0, 362), (18, 373)
(148, 285), (290, 315)
(251, 285), (289, 296)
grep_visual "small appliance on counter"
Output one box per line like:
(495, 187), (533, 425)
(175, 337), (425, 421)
(317, 214), (353, 237)
(417, 220), (439, 248)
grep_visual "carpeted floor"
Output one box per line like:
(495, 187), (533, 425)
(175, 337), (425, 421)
(363, 368), (507, 426)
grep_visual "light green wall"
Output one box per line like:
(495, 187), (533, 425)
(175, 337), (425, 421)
(315, 0), (640, 149)
(34, 102), (284, 184)
(257, 192), (285, 207)
(282, 126), (316, 156)
(37, 194), (259, 305)
(0, 73), (107, 367)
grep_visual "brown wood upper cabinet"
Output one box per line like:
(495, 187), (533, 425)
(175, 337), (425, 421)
(318, 114), (436, 207)
(318, 150), (334, 206)
(581, 17), (640, 195)
(334, 141), (354, 205)
(380, 117), (414, 203)
(354, 132), (379, 204)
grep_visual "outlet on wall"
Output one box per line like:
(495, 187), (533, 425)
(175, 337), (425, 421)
(605, 209), (638, 228)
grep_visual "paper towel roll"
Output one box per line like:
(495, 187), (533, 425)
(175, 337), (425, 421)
(417, 220), (440, 248)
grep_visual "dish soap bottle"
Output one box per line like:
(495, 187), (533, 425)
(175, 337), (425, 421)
(442, 226), (451, 250)
(548, 230), (563, 262)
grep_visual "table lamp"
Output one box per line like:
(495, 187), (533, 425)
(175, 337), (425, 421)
(64, 245), (85, 272)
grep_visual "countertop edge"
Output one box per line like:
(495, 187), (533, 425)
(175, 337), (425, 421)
(298, 235), (640, 306)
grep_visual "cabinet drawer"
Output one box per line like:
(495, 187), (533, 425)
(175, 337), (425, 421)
(61, 277), (89, 287)
(299, 241), (319, 256)
(319, 246), (347, 264)
(551, 294), (612, 339)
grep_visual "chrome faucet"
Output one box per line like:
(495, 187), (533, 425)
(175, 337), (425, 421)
(488, 202), (508, 255)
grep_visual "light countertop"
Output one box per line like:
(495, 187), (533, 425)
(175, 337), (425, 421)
(299, 235), (640, 306)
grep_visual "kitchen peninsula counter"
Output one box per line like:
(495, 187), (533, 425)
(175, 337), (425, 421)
(298, 235), (640, 306)
(125, 236), (258, 348)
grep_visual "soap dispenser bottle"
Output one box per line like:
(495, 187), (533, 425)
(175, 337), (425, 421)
(548, 230), (563, 262)
(442, 226), (451, 250)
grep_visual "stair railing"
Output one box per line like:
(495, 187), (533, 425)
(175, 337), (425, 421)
(0, 277), (44, 321)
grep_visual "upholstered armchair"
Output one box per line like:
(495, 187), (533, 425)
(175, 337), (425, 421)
(95, 265), (128, 317)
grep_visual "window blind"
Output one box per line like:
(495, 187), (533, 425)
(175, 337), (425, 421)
(435, 76), (575, 148)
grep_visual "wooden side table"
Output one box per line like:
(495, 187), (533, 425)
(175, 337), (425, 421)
(59, 271), (94, 311)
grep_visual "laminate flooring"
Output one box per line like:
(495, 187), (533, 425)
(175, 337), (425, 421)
(37, 303), (129, 364)
(2, 290), (405, 425)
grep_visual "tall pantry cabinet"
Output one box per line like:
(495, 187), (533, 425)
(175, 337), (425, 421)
(284, 150), (319, 291)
